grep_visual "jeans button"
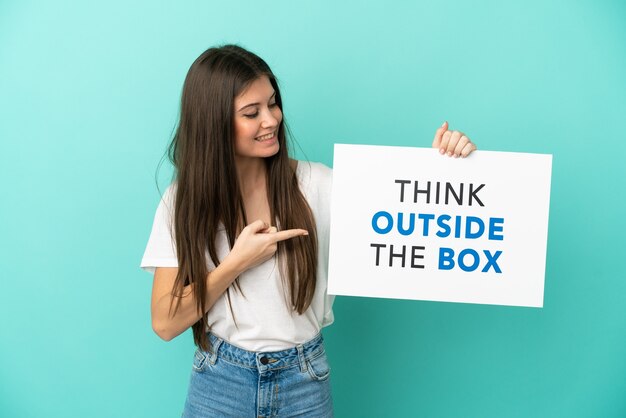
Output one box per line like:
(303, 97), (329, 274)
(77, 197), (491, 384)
(260, 356), (269, 365)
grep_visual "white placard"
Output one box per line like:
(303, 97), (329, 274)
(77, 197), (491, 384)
(327, 144), (552, 308)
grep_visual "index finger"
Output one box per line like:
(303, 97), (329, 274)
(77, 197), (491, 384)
(270, 229), (309, 243)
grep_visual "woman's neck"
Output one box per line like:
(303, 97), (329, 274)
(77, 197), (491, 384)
(234, 157), (267, 197)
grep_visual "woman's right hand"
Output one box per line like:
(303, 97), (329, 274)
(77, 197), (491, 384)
(224, 219), (308, 274)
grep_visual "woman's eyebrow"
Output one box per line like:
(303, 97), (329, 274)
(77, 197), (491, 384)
(237, 91), (276, 112)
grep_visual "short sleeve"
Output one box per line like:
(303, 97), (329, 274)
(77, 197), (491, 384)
(298, 161), (336, 328)
(140, 184), (179, 274)
(322, 294), (335, 327)
(321, 166), (335, 327)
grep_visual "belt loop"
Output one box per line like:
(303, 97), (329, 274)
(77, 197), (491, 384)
(296, 344), (307, 373)
(208, 336), (223, 365)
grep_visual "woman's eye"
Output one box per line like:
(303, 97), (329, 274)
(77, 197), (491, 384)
(244, 112), (258, 118)
(269, 102), (277, 108)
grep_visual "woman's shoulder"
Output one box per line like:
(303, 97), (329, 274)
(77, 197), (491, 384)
(153, 181), (178, 214)
(294, 159), (332, 182)
(163, 181), (178, 200)
(293, 159), (332, 198)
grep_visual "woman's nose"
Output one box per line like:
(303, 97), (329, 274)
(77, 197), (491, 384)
(261, 109), (279, 129)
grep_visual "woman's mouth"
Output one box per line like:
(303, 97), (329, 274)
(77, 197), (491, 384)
(255, 132), (275, 142)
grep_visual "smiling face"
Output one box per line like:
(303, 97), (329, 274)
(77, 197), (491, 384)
(233, 75), (283, 162)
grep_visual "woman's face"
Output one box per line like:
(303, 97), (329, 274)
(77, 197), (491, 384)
(233, 75), (282, 161)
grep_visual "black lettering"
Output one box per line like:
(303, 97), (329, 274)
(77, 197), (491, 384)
(413, 181), (431, 204)
(370, 243), (386, 266)
(445, 182), (464, 205)
(389, 244), (406, 267)
(411, 246), (425, 268)
(469, 183), (485, 207)
(395, 180), (411, 203)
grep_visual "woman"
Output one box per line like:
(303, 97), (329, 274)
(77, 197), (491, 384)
(140, 44), (476, 417)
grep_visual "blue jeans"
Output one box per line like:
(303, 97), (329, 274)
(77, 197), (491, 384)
(182, 332), (334, 417)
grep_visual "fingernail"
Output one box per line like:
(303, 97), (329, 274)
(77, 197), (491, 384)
(454, 153), (459, 158)
(447, 151), (453, 157)
(441, 121), (447, 128)
(303, 231), (309, 235)
(439, 148), (445, 154)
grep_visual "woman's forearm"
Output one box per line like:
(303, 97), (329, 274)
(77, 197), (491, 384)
(151, 258), (243, 341)
(151, 220), (306, 341)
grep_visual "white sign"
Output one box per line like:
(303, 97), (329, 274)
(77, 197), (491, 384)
(328, 144), (552, 308)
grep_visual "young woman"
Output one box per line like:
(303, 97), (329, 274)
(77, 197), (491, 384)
(140, 44), (476, 417)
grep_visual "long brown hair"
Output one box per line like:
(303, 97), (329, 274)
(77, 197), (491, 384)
(164, 44), (318, 351)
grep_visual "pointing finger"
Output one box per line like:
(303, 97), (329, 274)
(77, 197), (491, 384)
(270, 229), (309, 243)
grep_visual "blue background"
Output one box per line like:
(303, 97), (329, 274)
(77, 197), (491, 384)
(1, 1), (625, 416)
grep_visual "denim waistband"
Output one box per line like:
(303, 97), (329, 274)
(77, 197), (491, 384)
(204, 332), (325, 373)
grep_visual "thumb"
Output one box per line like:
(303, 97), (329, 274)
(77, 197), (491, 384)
(246, 219), (270, 234)
(432, 121), (448, 148)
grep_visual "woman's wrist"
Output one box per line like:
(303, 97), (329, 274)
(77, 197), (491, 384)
(218, 253), (246, 279)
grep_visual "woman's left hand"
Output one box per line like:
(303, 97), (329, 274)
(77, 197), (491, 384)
(432, 121), (477, 158)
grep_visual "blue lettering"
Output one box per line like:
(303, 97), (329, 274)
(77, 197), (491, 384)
(482, 250), (502, 273)
(418, 213), (435, 237)
(438, 247), (455, 270)
(488, 218), (504, 241)
(454, 216), (462, 238)
(397, 212), (415, 236)
(458, 249), (480, 272)
(436, 215), (452, 238)
(372, 211), (393, 234)
(465, 216), (485, 239)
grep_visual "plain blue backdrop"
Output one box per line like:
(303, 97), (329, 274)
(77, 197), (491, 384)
(1, 1), (625, 417)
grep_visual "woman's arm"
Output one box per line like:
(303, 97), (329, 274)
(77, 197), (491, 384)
(150, 259), (241, 341)
(150, 220), (308, 341)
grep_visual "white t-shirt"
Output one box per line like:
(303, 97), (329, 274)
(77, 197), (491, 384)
(140, 161), (335, 351)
